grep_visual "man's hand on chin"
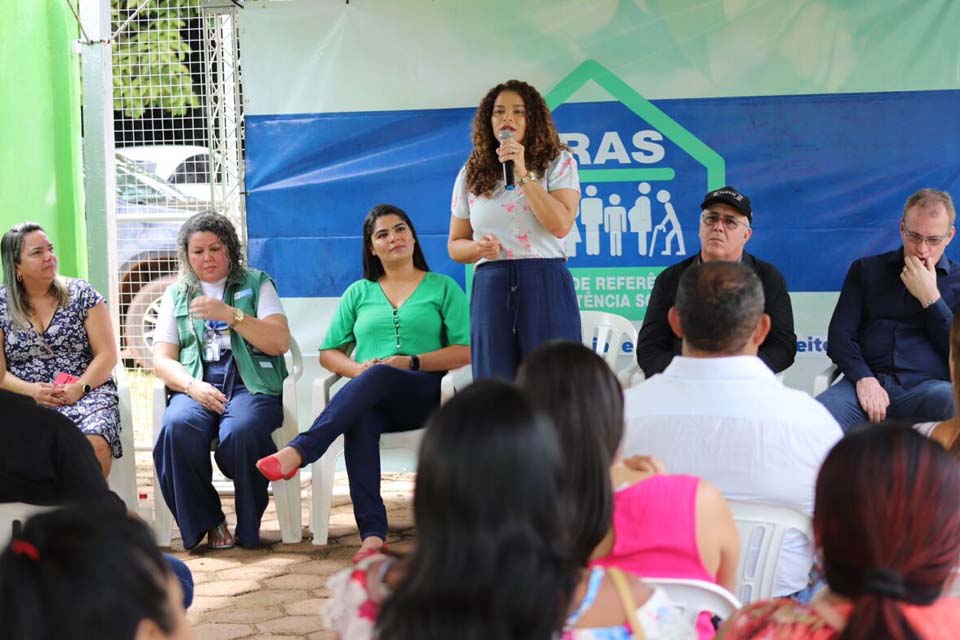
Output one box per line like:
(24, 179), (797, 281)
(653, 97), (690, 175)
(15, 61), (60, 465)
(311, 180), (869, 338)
(901, 254), (940, 307)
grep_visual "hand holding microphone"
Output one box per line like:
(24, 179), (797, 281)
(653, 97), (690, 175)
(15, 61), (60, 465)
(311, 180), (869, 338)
(498, 129), (526, 190)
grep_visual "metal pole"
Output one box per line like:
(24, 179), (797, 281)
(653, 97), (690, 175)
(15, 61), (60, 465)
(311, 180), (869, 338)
(78, 0), (119, 344)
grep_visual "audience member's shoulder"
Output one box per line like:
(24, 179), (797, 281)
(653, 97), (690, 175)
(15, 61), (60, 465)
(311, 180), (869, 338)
(0, 389), (77, 432)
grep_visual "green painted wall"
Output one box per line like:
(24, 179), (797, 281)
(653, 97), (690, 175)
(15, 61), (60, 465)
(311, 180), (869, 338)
(0, 1), (85, 278)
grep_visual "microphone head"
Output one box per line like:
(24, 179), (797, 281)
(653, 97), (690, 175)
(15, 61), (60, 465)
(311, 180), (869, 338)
(498, 129), (514, 142)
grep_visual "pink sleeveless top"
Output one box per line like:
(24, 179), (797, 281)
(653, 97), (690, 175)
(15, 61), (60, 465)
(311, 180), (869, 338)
(592, 474), (715, 583)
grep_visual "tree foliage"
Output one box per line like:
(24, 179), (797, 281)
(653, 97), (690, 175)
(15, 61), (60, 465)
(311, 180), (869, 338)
(111, 0), (201, 119)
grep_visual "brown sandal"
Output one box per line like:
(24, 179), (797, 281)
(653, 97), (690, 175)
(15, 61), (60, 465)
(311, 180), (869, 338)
(206, 521), (235, 550)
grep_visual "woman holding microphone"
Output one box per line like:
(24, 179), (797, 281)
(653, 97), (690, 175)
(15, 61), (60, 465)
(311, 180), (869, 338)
(448, 79), (581, 380)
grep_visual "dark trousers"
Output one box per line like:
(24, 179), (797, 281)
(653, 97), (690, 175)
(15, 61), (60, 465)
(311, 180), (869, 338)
(470, 258), (582, 381)
(153, 354), (282, 549)
(289, 365), (442, 540)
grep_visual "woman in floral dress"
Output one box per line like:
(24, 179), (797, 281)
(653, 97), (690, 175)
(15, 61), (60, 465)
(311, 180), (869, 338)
(0, 222), (120, 476)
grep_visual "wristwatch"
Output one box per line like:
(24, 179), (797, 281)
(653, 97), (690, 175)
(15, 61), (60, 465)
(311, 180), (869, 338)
(517, 171), (537, 187)
(81, 383), (92, 395)
(410, 354), (421, 371)
(231, 307), (245, 328)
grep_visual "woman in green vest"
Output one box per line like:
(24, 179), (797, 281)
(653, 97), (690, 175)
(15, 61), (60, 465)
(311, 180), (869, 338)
(257, 203), (470, 562)
(152, 211), (291, 550)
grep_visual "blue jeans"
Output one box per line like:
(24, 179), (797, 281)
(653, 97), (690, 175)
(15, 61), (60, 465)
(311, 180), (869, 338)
(470, 258), (581, 381)
(289, 365), (442, 539)
(153, 353), (283, 549)
(816, 374), (953, 433)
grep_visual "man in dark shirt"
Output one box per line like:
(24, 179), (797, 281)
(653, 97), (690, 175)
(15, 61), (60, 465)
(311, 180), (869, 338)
(817, 188), (960, 431)
(636, 186), (797, 377)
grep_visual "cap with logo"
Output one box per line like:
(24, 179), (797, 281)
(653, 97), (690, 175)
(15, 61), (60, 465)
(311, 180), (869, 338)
(701, 186), (752, 222)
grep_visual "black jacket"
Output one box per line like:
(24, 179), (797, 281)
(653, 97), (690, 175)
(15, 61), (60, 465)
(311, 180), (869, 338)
(636, 252), (797, 376)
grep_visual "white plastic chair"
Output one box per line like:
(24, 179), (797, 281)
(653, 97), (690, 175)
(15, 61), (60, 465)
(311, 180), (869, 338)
(580, 310), (640, 386)
(309, 357), (469, 545)
(643, 577), (742, 624)
(152, 338), (304, 546)
(813, 363), (842, 396)
(728, 500), (813, 603)
(108, 368), (139, 511)
(0, 503), (56, 549)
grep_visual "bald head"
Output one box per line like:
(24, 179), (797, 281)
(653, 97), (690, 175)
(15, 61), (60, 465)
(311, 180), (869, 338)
(671, 261), (767, 356)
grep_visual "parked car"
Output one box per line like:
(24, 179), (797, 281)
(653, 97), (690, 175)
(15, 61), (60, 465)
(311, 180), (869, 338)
(117, 144), (220, 204)
(115, 155), (199, 368)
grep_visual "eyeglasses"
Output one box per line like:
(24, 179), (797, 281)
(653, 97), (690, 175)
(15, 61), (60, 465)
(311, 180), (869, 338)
(701, 211), (750, 231)
(902, 224), (952, 247)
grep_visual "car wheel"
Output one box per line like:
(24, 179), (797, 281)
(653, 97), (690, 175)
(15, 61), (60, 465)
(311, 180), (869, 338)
(124, 275), (177, 370)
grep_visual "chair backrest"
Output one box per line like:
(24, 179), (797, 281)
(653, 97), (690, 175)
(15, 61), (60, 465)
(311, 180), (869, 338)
(643, 577), (742, 624)
(728, 500), (813, 603)
(580, 310), (638, 369)
(0, 503), (56, 549)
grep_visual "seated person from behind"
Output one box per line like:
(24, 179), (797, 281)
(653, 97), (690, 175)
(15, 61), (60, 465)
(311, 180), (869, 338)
(258, 204), (470, 563)
(519, 341), (739, 639)
(153, 211), (291, 551)
(817, 188), (960, 432)
(0, 222), (121, 477)
(0, 387), (194, 610)
(0, 504), (193, 640)
(324, 380), (695, 640)
(912, 312), (960, 460)
(623, 261), (841, 598)
(718, 425), (960, 639)
(636, 186), (796, 377)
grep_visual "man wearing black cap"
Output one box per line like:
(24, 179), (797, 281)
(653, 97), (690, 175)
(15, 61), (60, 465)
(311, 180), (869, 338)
(636, 186), (797, 377)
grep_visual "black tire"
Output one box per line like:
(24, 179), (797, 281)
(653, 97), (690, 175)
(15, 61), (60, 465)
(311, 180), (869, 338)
(123, 275), (177, 370)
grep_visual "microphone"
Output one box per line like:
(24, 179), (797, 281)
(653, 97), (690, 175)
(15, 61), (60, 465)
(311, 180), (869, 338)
(498, 129), (515, 190)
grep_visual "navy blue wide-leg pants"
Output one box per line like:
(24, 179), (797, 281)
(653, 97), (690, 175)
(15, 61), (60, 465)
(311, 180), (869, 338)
(470, 257), (582, 381)
(154, 355), (282, 549)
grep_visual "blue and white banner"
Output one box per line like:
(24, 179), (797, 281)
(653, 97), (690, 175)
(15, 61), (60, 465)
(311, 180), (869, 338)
(239, 0), (960, 390)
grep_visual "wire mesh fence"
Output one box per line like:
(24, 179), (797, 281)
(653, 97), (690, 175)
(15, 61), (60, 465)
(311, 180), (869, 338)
(110, 0), (245, 371)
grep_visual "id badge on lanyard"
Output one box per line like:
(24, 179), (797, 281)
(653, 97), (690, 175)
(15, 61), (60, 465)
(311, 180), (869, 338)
(202, 327), (222, 363)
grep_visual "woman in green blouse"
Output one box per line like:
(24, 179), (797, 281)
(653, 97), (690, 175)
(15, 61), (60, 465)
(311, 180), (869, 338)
(257, 204), (470, 559)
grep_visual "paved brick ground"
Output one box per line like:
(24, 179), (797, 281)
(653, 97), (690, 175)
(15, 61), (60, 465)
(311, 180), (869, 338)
(137, 458), (415, 640)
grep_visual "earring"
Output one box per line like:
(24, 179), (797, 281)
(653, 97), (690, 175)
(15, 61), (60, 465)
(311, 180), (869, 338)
(15, 273), (21, 283)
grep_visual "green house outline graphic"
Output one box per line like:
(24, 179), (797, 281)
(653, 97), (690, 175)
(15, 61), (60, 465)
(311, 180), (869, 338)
(545, 60), (725, 190)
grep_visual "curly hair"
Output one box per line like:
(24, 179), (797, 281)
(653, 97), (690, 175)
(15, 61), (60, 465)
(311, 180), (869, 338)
(176, 211), (246, 286)
(464, 80), (569, 197)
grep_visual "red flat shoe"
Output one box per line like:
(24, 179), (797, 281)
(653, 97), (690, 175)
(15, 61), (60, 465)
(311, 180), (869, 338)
(353, 543), (388, 564)
(256, 454), (297, 481)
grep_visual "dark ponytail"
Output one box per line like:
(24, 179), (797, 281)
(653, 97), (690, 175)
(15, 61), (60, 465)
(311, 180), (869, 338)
(816, 424), (960, 640)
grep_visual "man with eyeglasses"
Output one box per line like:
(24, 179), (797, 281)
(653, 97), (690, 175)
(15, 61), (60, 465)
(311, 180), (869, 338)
(817, 188), (960, 432)
(636, 186), (797, 377)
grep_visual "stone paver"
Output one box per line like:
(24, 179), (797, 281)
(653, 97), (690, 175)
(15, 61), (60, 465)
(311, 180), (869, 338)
(126, 379), (416, 639)
(189, 623), (254, 640)
(257, 616), (327, 635)
(151, 471), (415, 639)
